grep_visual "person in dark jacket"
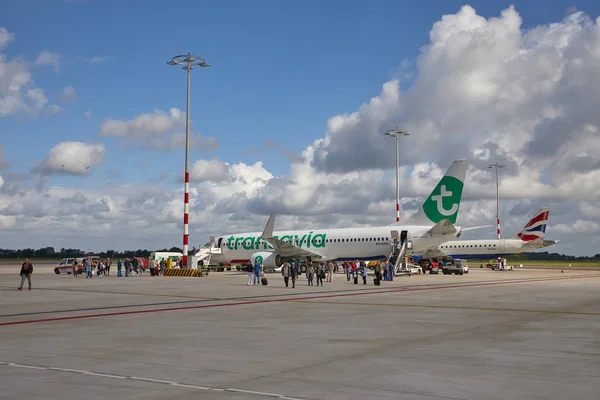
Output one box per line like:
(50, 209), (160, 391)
(290, 262), (298, 288)
(18, 258), (33, 291)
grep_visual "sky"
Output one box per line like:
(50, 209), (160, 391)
(1, 0), (600, 256)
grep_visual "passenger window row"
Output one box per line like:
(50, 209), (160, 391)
(442, 244), (496, 248)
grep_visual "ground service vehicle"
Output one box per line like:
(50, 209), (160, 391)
(441, 259), (466, 275)
(54, 256), (99, 274)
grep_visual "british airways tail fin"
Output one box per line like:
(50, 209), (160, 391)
(516, 207), (550, 242)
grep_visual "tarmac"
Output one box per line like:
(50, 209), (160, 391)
(1, 267), (599, 400)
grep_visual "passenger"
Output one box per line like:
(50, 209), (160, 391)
(361, 263), (368, 284)
(315, 262), (324, 286)
(246, 262), (254, 285)
(124, 258), (131, 277)
(72, 259), (78, 279)
(345, 262), (351, 281)
(17, 258), (33, 291)
(384, 263), (389, 281)
(326, 261), (334, 282)
(253, 261), (262, 286)
(281, 261), (291, 287)
(290, 261), (298, 288)
(307, 263), (314, 286)
(351, 261), (357, 280)
(374, 261), (382, 283)
(85, 256), (93, 278)
(389, 260), (394, 281)
(105, 258), (111, 276)
(117, 259), (122, 277)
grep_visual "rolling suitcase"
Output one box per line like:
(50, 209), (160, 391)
(354, 276), (358, 284)
(373, 278), (380, 286)
(261, 277), (268, 286)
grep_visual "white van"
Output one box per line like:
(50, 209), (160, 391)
(54, 256), (99, 274)
(149, 252), (183, 266)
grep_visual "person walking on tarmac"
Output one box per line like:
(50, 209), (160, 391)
(290, 262), (298, 288)
(326, 261), (334, 282)
(246, 262), (254, 286)
(18, 258), (33, 291)
(253, 261), (262, 286)
(281, 261), (291, 287)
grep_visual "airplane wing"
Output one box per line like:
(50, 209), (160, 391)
(460, 224), (493, 232)
(260, 213), (324, 259)
(426, 219), (458, 235)
(420, 247), (449, 259)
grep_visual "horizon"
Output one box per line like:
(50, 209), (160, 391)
(1, 1), (600, 256)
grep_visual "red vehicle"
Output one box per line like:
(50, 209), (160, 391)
(419, 259), (440, 274)
(135, 257), (149, 270)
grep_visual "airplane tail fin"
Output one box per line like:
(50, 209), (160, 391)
(516, 207), (550, 242)
(396, 159), (468, 226)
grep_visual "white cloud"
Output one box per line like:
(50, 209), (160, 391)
(35, 141), (106, 175)
(100, 108), (220, 152)
(59, 86), (76, 102)
(189, 159), (230, 182)
(554, 220), (600, 234)
(84, 110), (93, 118)
(0, 7), (599, 256)
(0, 27), (14, 50)
(100, 108), (185, 138)
(80, 56), (111, 63)
(34, 51), (62, 73)
(0, 27), (60, 116)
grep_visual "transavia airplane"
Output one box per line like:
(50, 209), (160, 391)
(206, 159), (485, 272)
(415, 207), (558, 260)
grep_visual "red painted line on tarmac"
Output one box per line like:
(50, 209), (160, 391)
(0, 275), (595, 327)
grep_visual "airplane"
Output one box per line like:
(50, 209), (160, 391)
(205, 159), (474, 272)
(414, 207), (557, 260)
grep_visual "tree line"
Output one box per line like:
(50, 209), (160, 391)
(0, 247), (599, 261)
(0, 247), (184, 259)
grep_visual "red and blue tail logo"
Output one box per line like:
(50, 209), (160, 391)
(517, 208), (549, 242)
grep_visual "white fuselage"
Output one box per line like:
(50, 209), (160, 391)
(210, 224), (460, 264)
(423, 238), (548, 260)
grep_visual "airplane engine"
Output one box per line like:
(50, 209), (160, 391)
(250, 252), (283, 270)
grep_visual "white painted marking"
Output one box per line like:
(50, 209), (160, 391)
(129, 376), (177, 385)
(8, 363), (46, 370)
(227, 388), (280, 397)
(0, 361), (308, 400)
(49, 367), (87, 373)
(169, 383), (210, 390)
(84, 371), (126, 379)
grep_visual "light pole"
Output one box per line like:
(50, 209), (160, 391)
(167, 53), (210, 268)
(384, 128), (410, 222)
(488, 163), (504, 240)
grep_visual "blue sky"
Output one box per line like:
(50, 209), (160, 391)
(3, 0), (597, 185)
(1, 0), (600, 255)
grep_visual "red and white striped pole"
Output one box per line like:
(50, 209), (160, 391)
(182, 55), (192, 269)
(384, 128), (409, 223)
(168, 53), (210, 269)
(488, 163), (504, 240)
(497, 217), (500, 239)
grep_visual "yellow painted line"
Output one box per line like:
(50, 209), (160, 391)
(290, 300), (600, 316)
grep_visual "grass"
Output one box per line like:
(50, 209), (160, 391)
(0, 258), (60, 263)
(469, 259), (600, 268)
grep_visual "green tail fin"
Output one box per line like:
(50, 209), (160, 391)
(402, 160), (468, 225)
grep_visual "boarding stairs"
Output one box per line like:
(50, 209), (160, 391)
(388, 239), (408, 275)
(191, 240), (222, 269)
